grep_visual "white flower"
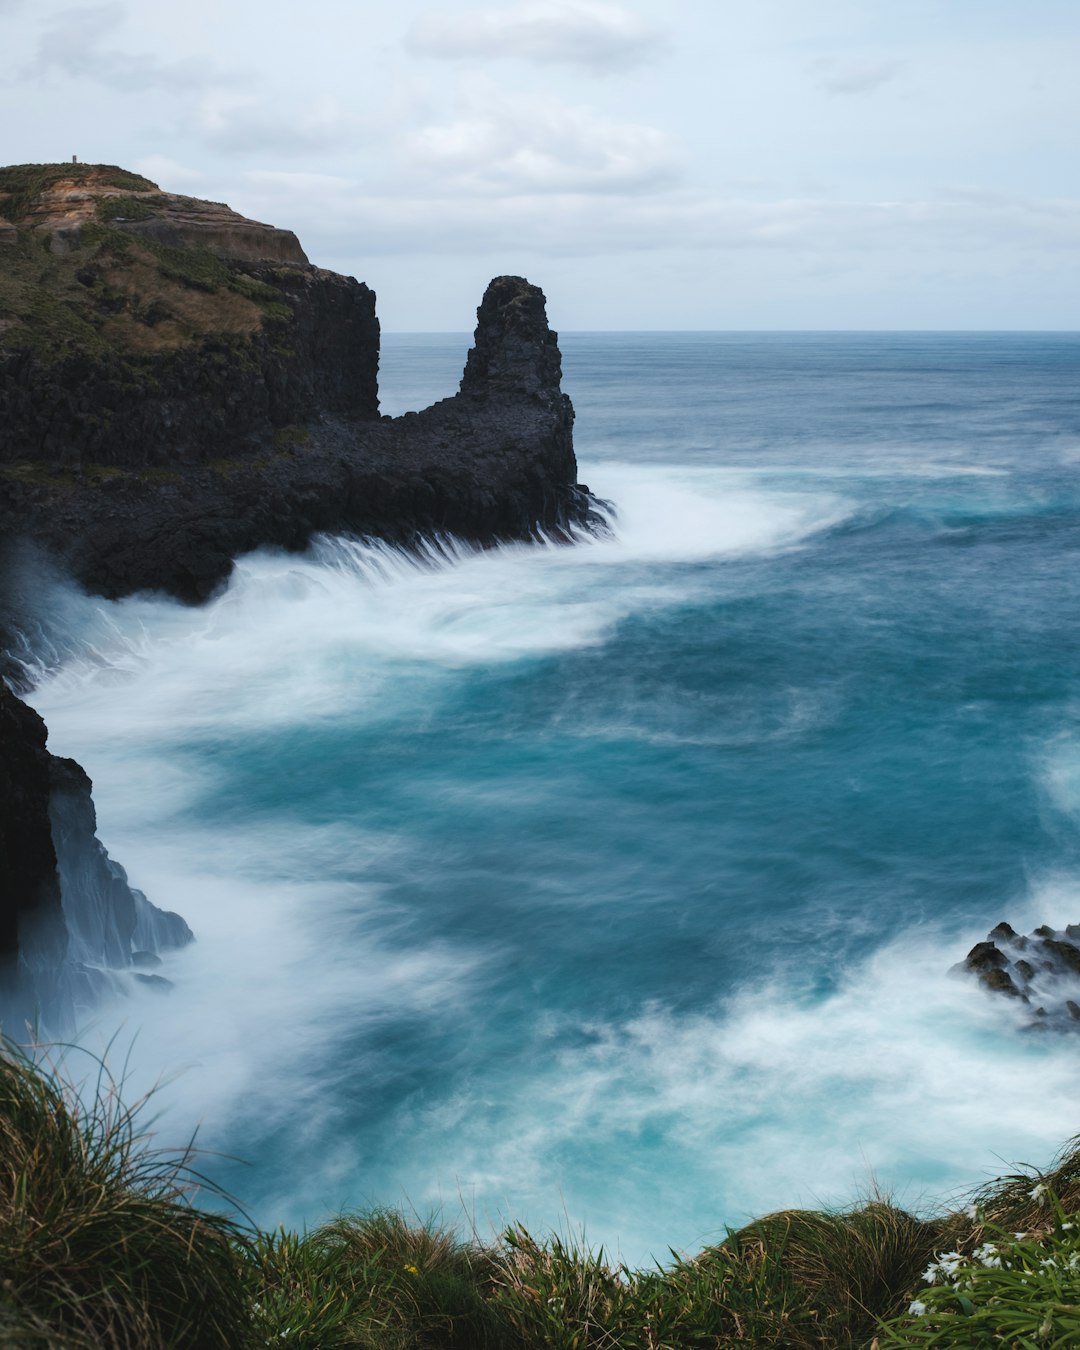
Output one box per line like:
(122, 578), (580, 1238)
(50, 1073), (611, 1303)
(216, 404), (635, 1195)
(924, 1251), (964, 1284)
(964, 1203), (979, 1219)
(1030, 1182), (1050, 1205)
(1063, 1222), (1074, 1231)
(908, 1299), (928, 1316)
(973, 1243), (1002, 1268)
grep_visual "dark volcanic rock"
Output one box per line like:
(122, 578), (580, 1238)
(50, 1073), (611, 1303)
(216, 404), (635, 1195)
(0, 275), (594, 604)
(0, 682), (191, 1034)
(957, 920), (1080, 1031)
(0, 682), (65, 970)
(0, 265), (378, 469)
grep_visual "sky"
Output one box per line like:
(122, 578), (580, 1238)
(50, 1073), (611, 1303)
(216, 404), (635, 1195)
(2, 0), (1079, 329)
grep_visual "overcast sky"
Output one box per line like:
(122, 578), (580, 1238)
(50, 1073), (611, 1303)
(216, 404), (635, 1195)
(3, 0), (1079, 329)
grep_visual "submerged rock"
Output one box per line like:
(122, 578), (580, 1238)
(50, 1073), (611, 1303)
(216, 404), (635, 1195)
(956, 921), (1080, 1031)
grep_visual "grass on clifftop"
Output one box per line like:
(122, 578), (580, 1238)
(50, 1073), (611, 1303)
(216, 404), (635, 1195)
(4, 1038), (1080, 1348)
(0, 212), (290, 363)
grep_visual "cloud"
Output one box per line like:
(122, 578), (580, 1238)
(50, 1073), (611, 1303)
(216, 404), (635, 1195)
(29, 3), (224, 90)
(402, 99), (680, 195)
(129, 155), (205, 190)
(230, 170), (1080, 266)
(814, 57), (904, 96)
(405, 0), (665, 73)
(196, 92), (358, 157)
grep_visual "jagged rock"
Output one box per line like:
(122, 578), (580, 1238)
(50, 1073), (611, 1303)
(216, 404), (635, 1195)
(957, 920), (1080, 1031)
(0, 683), (191, 1035)
(0, 683), (66, 1005)
(966, 941), (1006, 971)
(980, 968), (1021, 997)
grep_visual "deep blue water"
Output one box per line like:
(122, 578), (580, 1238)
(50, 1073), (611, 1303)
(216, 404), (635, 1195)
(28, 332), (1080, 1263)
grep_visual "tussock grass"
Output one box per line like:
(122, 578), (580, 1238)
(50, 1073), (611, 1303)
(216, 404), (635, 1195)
(0, 1041), (250, 1348)
(3, 1037), (1080, 1348)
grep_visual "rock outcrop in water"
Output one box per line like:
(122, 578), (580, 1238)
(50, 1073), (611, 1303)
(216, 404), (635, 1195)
(957, 920), (1080, 1031)
(0, 162), (598, 1032)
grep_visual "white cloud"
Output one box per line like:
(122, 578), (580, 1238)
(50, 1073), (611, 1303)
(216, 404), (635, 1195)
(227, 169), (1080, 268)
(29, 2), (223, 90)
(402, 98), (680, 194)
(405, 0), (665, 73)
(813, 57), (904, 96)
(130, 154), (205, 189)
(196, 91), (358, 157)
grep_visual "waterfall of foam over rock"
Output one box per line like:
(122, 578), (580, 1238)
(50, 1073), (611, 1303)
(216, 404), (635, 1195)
(18, 331), (1080, 1265)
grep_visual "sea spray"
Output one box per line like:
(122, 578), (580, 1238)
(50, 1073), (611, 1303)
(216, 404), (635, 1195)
(18, 332), (1080, 1265)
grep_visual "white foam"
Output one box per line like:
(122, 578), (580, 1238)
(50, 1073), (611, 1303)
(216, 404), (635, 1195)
(28, 465), (847, 750)
(378, 925), (1080, 1265)
(28, 463), (1064, 1265)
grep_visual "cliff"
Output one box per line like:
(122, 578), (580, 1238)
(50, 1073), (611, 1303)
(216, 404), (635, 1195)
(0, 162), (598, 1033)
(0, 163), (377, 469)
(0, 681), (191, 1033)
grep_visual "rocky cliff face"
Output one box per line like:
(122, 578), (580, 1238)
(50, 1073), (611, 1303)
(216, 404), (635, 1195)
(0, 270), (590, 602)
(0, 163), (600, 1034)
(0, 164), (377, 468)
(0, 682), (191, 1034)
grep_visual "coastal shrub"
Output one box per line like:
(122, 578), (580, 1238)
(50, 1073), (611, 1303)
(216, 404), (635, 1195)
(0, 1041), (251, 1348)
(875, 1193), (1080, 1347)
(96, 195), (160, 223)
(315, 1209), (511, 1348)
(249, 1210), (511, 1349)
(492, 1226), (644, 1348)
(684, 1202), (936, 1348)
(247, 1225), (377, 1348)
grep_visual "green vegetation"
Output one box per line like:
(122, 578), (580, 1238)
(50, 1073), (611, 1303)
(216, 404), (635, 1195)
(0, 163), (157, 226)
(0, 1043), (249, 1348)
(96, 195), (162, 224)
(0, 174), (292, 363)
(4, 1039), (1080, 1348)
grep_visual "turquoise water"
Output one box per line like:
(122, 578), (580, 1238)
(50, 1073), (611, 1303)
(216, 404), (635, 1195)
(28, 332), (1080, 1263)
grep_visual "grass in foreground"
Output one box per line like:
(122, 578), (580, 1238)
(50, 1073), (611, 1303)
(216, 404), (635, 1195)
(4, 1039), (1080, 1347)
(0, 1043), (249, 1348)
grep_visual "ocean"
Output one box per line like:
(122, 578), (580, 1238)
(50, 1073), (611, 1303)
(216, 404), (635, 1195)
(23, 330), (1080, 1265)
